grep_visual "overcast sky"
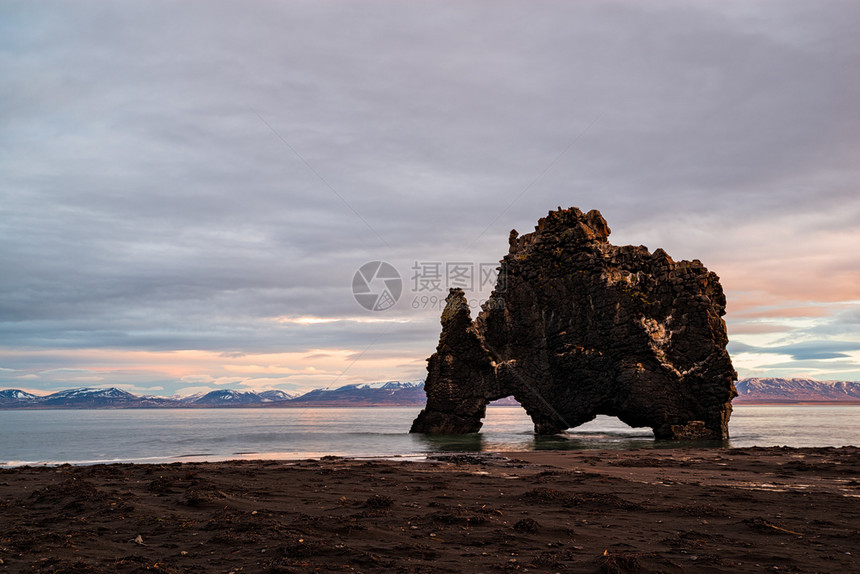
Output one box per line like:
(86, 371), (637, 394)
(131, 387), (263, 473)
(2, 0), (859, 396)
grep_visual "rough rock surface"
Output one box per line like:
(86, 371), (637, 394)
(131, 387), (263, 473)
(410, 207), (737, 439)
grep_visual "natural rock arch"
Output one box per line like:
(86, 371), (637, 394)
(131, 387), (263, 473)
(410, 207), (737, 440)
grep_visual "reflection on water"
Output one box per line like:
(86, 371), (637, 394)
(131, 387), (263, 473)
(1, 405), (857, 466)
(413, 409), (731, 452)
(415, 433), (487, 452)
(413, 429), (729, 453)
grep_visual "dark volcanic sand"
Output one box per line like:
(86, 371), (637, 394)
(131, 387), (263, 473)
(1, 447), (858, 573)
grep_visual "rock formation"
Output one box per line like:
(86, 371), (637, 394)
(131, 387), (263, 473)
(410, 207), (737, 440)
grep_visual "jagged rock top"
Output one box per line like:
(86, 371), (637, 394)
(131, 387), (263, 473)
(509, 207), (611, 254)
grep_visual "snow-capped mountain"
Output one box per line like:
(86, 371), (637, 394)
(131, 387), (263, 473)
(735, 378), (860, 403)
(353, 381), (423, 390)
(39, 387), (141, 406)
(0, 389), (39, 405)
(0, 387), (176, 408)
(258, 390), (294, 401)
(192, 390), (266, 405)
(290, 381), (425, 405)
(2, 378), (858, 409)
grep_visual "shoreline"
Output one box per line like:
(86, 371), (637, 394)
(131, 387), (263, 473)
(3, 401), (860, 411)
(1, 446), (857, 573)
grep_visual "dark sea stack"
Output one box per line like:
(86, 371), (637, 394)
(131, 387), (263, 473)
(410, 207), (738, 439)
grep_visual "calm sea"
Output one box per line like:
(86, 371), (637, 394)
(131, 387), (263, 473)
(1, 405), (858, 467)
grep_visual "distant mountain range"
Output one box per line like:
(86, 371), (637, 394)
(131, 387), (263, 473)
(1, 378), (858, 409)
(185, 389), (296, 406)
(0, 382), (426, 409)
(734, 378), (860, 403)
(288, 381), (425, 406)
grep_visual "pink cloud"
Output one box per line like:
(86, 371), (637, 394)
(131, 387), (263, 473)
(727, 322), (794, 335)
(730, 306), (833, 320)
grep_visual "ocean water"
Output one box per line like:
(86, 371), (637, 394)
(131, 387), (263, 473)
(1, 405), (858, 467)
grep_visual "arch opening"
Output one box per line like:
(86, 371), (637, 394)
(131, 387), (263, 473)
(481, 396), (532, 433)
(480, 397), (654, 440)
(563, 415), (655, 440)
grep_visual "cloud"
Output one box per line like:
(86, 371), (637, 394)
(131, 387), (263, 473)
(726, 323), (794, 335)
(731, 306), (835, 320)
(729, 340), (860, 361)
(180, 375), (215, 384)
(212, 378), (245, 386)
(742, 357), (860, 380)
(807, 306), (860, 339)
(2, 0), (860, 389)
(235, 377), (303, 392)
(0, 347), (425, 396)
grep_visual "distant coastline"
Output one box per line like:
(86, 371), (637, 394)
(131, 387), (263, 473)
(733, 400), (860, 405)
(2, 377), (859, 409)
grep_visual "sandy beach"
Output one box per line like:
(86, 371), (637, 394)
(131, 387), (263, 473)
(1, 447), (858, 573)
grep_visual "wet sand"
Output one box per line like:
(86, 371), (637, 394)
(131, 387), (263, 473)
(1, 447), (858, 573)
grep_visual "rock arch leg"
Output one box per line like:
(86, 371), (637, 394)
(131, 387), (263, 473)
(410, 398), (488, 434)
(409, 289), (498, 434)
